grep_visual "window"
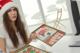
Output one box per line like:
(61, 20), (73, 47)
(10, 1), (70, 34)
(20, 0), (43, 26)
(20, 0), (69, 25)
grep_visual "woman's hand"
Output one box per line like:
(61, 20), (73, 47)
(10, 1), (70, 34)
(30, 32), (37, 39)
(29, 32), (38, 43)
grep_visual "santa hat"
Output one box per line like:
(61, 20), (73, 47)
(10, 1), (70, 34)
(0, 1), (25, 26)
(1, 2), (19, 16)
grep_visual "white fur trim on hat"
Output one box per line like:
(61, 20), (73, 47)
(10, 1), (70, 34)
(1, 2), (19, 16)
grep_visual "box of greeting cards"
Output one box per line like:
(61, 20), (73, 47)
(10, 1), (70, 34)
(30, 24), (65, 46)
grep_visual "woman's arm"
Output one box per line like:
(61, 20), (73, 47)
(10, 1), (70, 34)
(0, 37), (6, 53)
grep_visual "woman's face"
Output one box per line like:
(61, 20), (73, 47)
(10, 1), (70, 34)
(7, 7), (17, 22)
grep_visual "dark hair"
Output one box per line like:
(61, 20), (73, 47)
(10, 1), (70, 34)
(3, 7), (28, 48)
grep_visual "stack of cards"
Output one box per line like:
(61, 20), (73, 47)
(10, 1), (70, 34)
(15, 45), (49, 53)
(31, 24), (65, 46)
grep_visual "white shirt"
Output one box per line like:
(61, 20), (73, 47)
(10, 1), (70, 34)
(0, 24), (25, 53)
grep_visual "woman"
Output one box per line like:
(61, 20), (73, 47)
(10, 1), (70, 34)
(3, 6), (29, 47)
(0, 2), (36, 53)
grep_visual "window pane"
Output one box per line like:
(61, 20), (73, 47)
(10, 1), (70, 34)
(40, 0), (69, 22)
(20, 0), (43, 26)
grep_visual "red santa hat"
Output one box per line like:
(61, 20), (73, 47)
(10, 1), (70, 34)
(1, 2), (19, 16)
(0, 1), (24, 26)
